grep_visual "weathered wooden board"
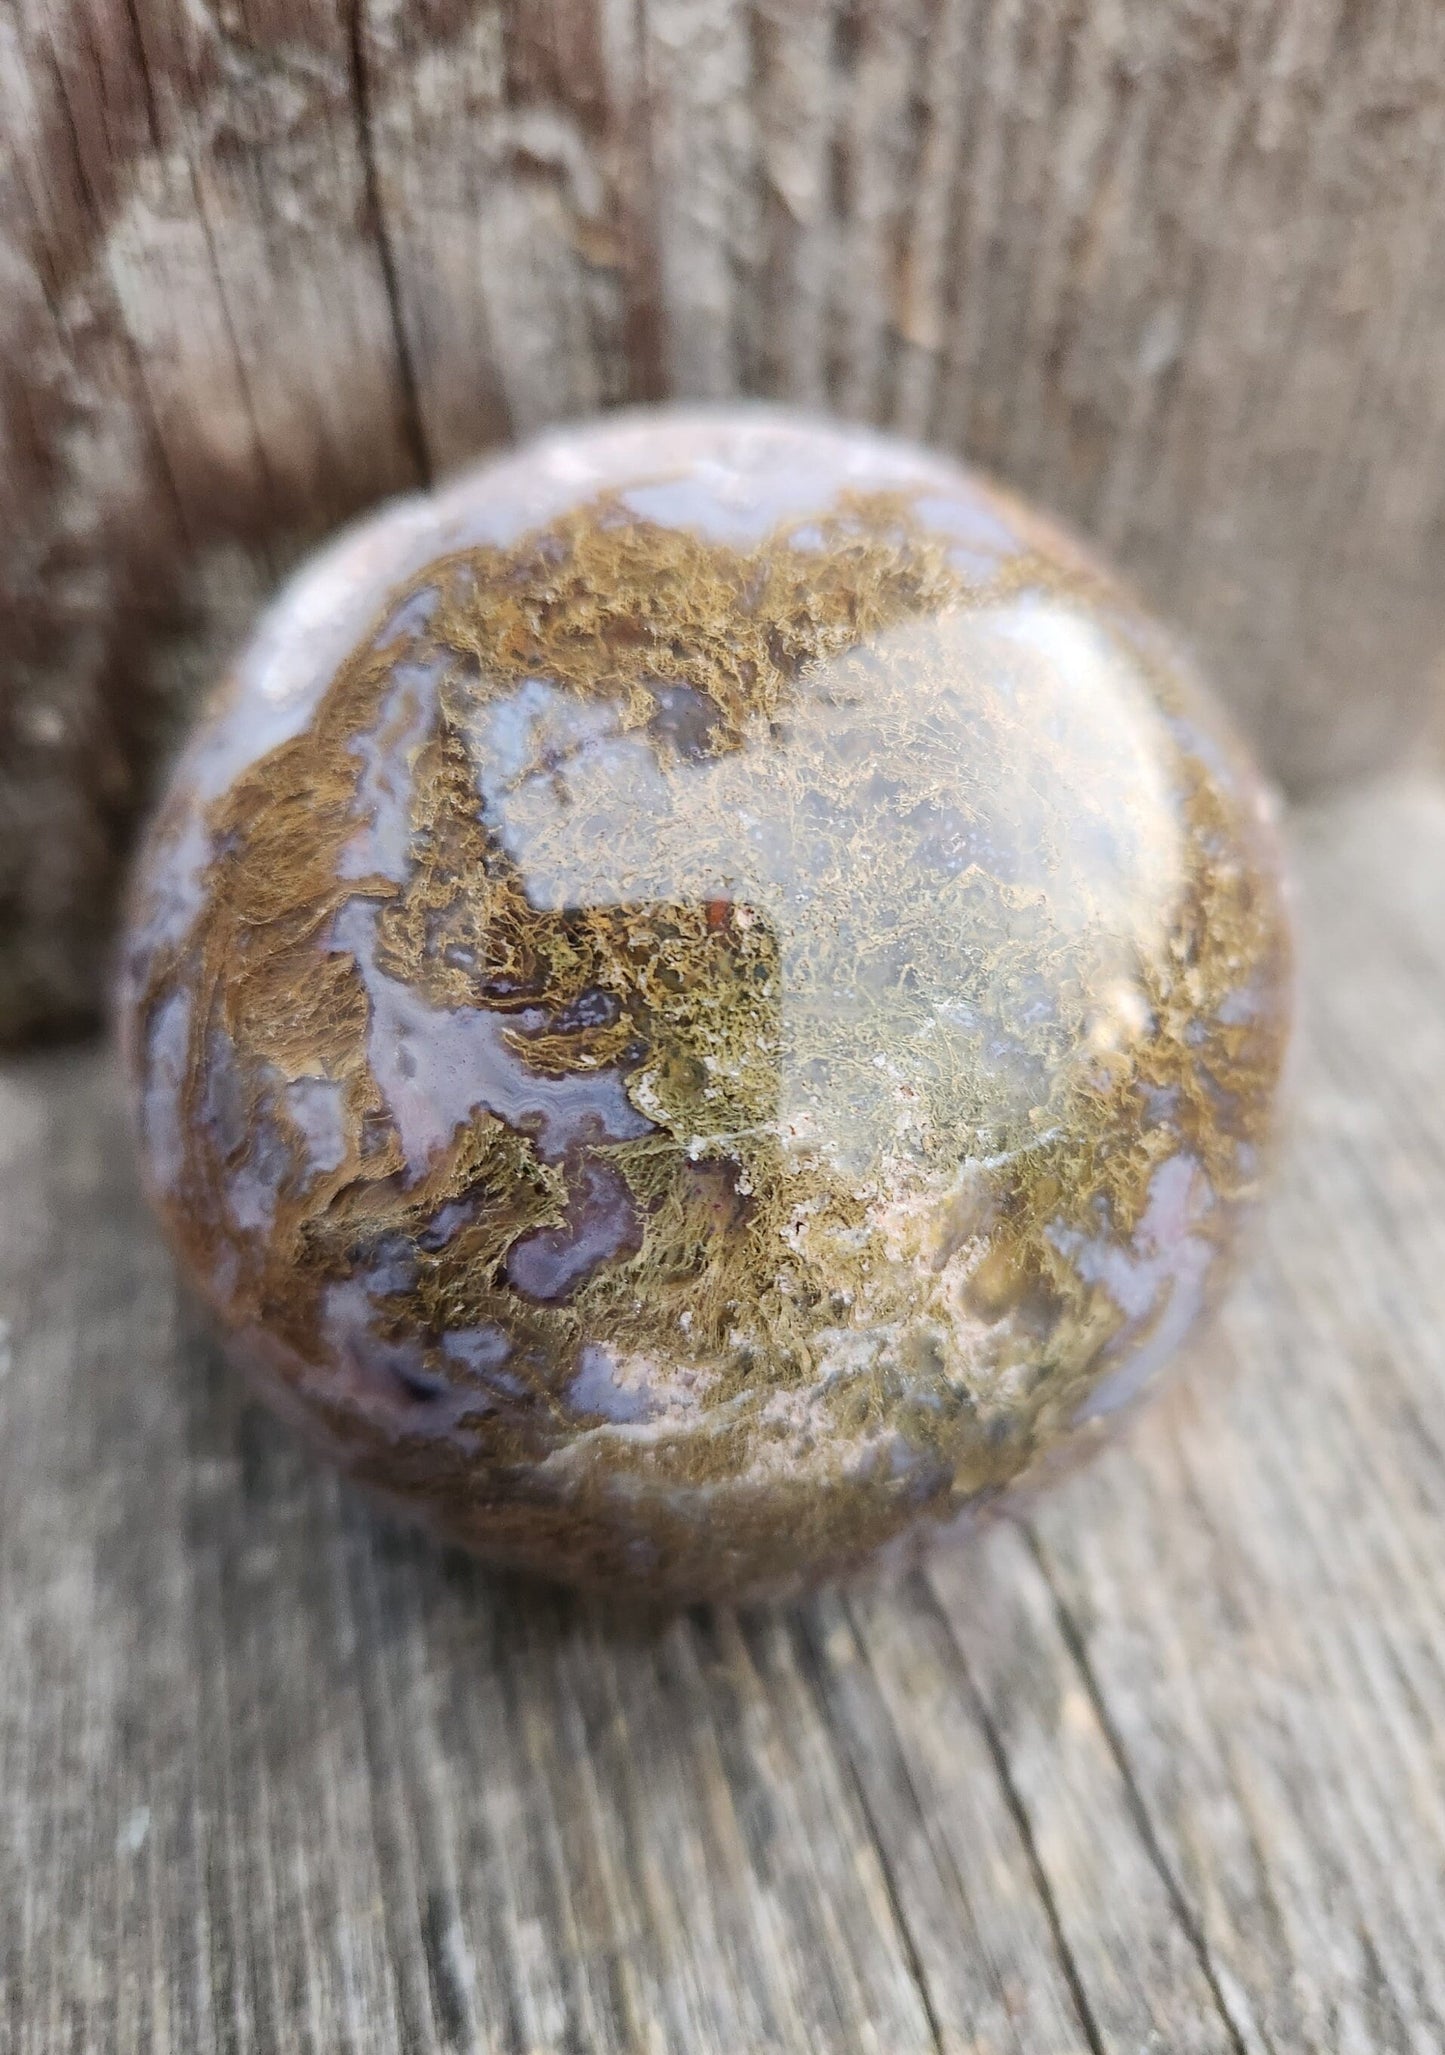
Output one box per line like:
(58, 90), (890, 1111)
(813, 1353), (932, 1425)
(8, 0), (1445, 1034)
(3, 775), (1444, 2052)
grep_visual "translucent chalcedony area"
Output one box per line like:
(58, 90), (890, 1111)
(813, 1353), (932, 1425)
(120, 408), (1290, 1599)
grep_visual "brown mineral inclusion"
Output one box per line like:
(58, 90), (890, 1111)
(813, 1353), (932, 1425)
(120, 408), (1290, 1600)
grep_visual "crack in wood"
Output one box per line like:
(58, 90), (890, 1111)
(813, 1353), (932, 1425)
(1022, 1523), (1253, 2055)
(917, 1573), (1109, 2055)
(345, 0), (433, 488)
(790, 1603), (947, 2055)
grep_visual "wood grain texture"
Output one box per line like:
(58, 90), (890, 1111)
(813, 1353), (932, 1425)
(3, 774), (1444, 2052)
(7, 0), (1445, 1036)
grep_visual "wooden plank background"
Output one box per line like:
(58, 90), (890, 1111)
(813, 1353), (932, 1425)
(9, 0), (1445, 2043)
(4, 773), (1443, 2052)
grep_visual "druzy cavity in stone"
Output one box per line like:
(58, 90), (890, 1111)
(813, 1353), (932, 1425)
(120, 407), (1291, 1599)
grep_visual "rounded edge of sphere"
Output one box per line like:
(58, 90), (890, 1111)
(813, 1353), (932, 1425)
(120, 406), (1292, 1601)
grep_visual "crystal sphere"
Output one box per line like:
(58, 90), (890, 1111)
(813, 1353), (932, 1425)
(120, 408), (1290, 1599)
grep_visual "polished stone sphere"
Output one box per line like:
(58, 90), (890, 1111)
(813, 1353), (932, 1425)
(121, 408), (1290, 1599)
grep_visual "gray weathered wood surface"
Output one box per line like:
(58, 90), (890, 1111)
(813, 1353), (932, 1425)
(8, 0), (1445, 1035)
(3, 773), (1444, 2051)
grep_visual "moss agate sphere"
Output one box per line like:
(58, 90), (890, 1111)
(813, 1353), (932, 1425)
(122, 409), (1290, 1599)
